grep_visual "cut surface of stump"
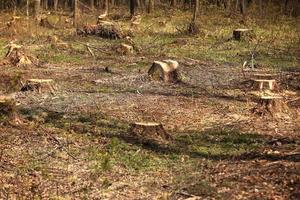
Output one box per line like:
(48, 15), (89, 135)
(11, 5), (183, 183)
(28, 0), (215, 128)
(252, 73), (278, 79)
(233, 28), (253, 41)
(148, 60), (180, 83)
(21, 79), (55, 94)
(129, 122), (172, 143)
(253, 79), (277, 91)
(252, 96), (287, 116)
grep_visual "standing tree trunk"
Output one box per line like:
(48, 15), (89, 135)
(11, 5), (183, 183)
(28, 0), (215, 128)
(130, 0), (136, 16)
(188, 0), (199, 34)
(54, 0), (59, 10)
(192, 0), (199, 23)
(34, 0), (41, 20)
(26, 0), (29, 17)
(171, 0), (176, 7)
(258, 0), (262, 15)
(148, 0), (154, 13)
(90, 0), (95, 9)
(104, 0), (109, 15)
(74, 0), (79, 27)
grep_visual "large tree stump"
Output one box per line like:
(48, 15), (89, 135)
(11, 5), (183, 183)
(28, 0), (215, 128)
(128, 122), (172, 143)
(253, 79), (277, 91)
(77, 21), (124, 39)
(148, 60), (180, 83)
(252, 96), (287, 116)
(233, 28), (253, 41)
(21, 79), (55, 94)
(2, 43), (33, 67)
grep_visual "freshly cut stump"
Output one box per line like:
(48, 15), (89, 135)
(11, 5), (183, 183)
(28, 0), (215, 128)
(2, 43), (33, 67)
(148, 60), (180, 83)
(21, 79), (55, 94)
(252, 96), (287, 116)
(252, 73), (278, 79)
(253, 79), (277, 91)
(233, 28), (253, 41)
(129, 122), (172, 143)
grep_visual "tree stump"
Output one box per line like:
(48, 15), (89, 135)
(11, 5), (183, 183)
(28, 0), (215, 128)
(252, 96), (287, 116)
(0, 96), (17, 121)
(148, 60), (180, 83)
(3, 43), (33, 67)
(117, 43), (134, 55)
(253, 79), (277, 91)
(21, 79), (55, 94)
(233, 29), (253, 41)
(128, 122), (172, 143)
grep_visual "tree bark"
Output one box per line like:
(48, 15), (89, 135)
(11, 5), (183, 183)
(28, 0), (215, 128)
(104, 0), (109, 15)
(148, 0), (154, 13)
(192, 0), (199, 23)
(74, 0), (79, 27)
(54, 0), (59, 10)
(171, 0), (176, 7)
(34, 0), (41, 20)
(130, 0), (136, 16)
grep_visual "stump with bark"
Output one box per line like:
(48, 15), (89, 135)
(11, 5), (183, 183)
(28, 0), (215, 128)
(148, 60), (180, 83)
(2, 43), (34, 67)
(252, 96), (288, 116)
(0, 96), (17, 121)
(21, 79), (55, 94)
(39, 16), (56, 29)
(128, 122), (172, 143)
(77, 21), (125, 39)
(253, 79), (277, 91)
(117, 43), (134, 55)
(233, 28), (253, 41)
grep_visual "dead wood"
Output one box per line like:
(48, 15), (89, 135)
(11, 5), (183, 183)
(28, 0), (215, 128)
(128, 122), (172, 144)
(252, 96), (288, 116)
(39, 16), (57, 29)
(233, 28), (254, 41)
(1, 43), (37, 67)
(77, 21), (125, 39)
(148, 60), (180, 83)
(21, 79), (55, 94)
(0, 96), (21, 124)
(187, 22), (199, 35)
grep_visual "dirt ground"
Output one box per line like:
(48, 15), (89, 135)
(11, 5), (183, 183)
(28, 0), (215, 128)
(0, 9), (299, 200)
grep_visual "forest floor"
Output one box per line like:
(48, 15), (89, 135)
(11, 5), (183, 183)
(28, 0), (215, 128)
(0, 7), (299, 200)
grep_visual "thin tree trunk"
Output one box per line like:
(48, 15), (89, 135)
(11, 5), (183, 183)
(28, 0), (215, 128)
(171, 0), (176, 7)
(104, 0), (109, 15)
(90, 0), (94, 9)
(148, 0), (154, 13)
(192, 0), (199, 23)
(34, 0), (41, 20)
(26, 0), (29, 17)
(74, 0), (79, 27)
(130, 0), (136, 16)
(54, 0), (59, 10)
